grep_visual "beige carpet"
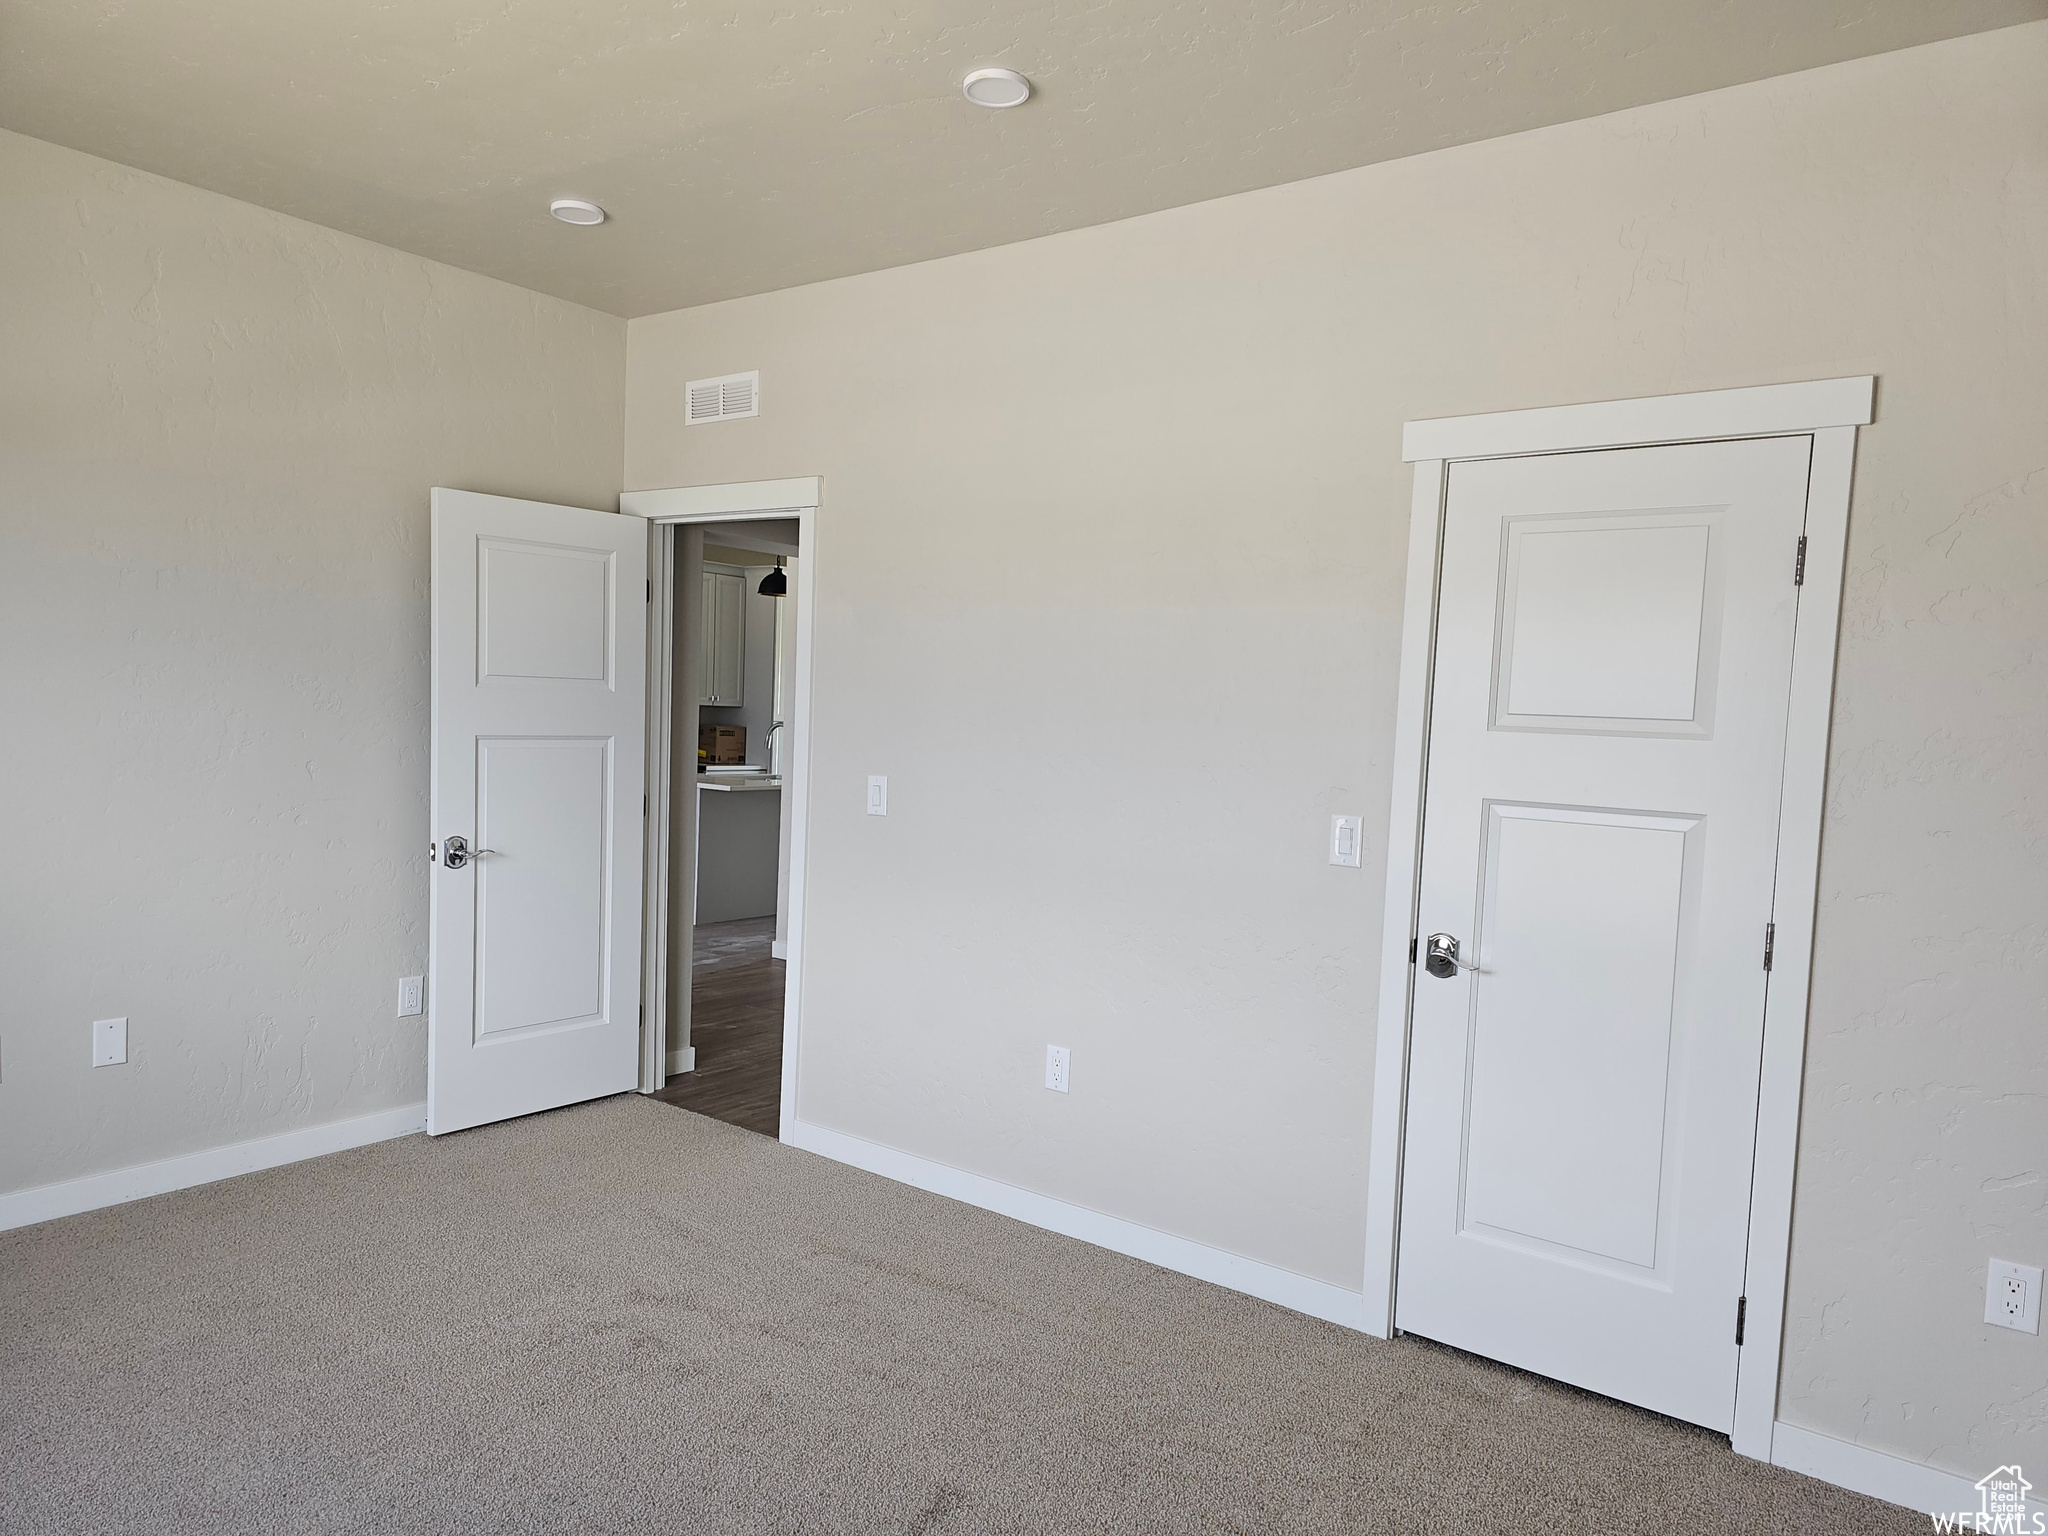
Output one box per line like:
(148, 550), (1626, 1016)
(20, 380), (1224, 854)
(1, 1097), (1918, 1534)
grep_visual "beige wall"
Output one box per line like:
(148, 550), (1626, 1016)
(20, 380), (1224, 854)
(626, 27), (2048, 1478)
(1, 16), (2038, 1490)
(0, 131), (625, 1190)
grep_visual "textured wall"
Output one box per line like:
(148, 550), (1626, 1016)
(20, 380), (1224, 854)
(626, 27), (2047, 1478)
(0, 131), (625, 1191)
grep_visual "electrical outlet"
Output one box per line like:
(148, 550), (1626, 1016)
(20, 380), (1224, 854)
(1330, 814), (1363, 867)
(1985, 1258), (2042, 1334)
(397, 976), (424, 1018)
(92, 1017), (127, 1068)
(866, 775), (888, 816)
(1045, 1044), (1070, 1094)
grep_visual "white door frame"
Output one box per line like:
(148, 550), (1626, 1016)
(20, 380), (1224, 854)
(621, 477), (821, 1138)
(1361, 379), (1872, 1461)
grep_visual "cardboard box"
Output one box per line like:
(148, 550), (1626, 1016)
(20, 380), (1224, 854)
(699, 724), (746, 765)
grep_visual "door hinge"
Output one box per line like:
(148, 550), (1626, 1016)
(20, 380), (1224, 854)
(1763, 922), (1776, 972)
(1793, 535), (1807, 586)
(646, 579), (652, 603)
(1409, 936), (1418, 964)
(1735, 1295), (1748, 1346)
(643, 793), (649, 816)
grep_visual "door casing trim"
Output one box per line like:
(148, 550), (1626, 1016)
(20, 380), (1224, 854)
(1364, 379), (1871, 1463)
(622, 480), (820, 1138)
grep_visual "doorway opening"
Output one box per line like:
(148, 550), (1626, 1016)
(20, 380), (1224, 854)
(625, 477), (819, 1146)
(649, 517), (800, 1137)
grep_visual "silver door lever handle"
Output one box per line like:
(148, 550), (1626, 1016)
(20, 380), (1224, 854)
(438, 835), (500, 870)
(1424, 932), (1479, 979)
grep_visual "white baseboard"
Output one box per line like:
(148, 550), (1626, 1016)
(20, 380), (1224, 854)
(781, 1116), (1366, 1330)
(665, 1046), (697, 1075)
(1770, 1420), (2047, 1521)
(770, 941), (788, 959)
(0, 1102), (427, 1233)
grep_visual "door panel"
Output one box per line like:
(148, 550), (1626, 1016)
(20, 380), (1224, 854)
(708, 569), (745, 705)
(478, 538), (615, 684)
(699, 568), (717, 704)
(474, 737), (610, 1039)
(1464, 803), (1697, 1272)
(1494, 511), (1722, 733)
(1397, 436), (1811, 1433)
(429, 488), (646, 1135)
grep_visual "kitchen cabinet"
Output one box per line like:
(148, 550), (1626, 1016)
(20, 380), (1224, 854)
(700, 565), (745, 706)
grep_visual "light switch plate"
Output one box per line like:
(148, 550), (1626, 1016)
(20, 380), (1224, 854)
(1045, 1044), (1070, 1093)
(92, 1016), (127, 1067)
(397, 976), (424, 1018)
(866, 775), (888, 816)
(1986, 1258), (2042, 1333)
(1330, 814), (1363, 867)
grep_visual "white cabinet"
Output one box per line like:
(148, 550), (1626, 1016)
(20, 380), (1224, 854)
(699, 566), (745, 706)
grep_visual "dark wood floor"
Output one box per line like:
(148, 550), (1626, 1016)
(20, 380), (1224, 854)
(649, 916), (785, 1137)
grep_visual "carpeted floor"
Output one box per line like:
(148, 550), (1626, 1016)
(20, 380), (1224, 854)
(0, 1096), (1918, 1535)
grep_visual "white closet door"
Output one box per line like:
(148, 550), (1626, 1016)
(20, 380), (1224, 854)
(1396, 436), (1812, 1431)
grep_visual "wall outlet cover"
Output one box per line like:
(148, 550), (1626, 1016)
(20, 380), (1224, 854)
(397, 975), (425, 1018)
(1985, 1258), (2042, 1333)
(1045, 1044), (1070, 1094)
(866, 775), (888, 816)
(92, 1016), (127, 1068)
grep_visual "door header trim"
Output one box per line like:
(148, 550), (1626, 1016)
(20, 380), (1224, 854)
(1401, 376), (1873, 463)
(621, 477), (821, 520)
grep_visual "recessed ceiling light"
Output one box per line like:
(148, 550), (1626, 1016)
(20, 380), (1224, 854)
(962, 68), (1031, 109)
(549, 198), (606, 226)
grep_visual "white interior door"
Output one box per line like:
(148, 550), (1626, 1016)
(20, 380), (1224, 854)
(1395, 435), (1813, 1431)
(428, 488), (647, 1135)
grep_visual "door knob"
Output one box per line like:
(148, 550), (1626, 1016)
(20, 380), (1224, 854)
(439, 835), (500, 870)
(1424, 932), (1478, 979)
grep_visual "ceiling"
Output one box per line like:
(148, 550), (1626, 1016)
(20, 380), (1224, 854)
(4, 1), (2040, 318)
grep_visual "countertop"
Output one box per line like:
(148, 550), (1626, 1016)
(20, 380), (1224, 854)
(698, 772), (782, 793)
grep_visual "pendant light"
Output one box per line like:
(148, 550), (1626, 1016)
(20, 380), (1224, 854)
(757, 557), (787, 597)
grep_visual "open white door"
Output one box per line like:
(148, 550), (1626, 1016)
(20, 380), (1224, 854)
(428, 488), (647, 1135)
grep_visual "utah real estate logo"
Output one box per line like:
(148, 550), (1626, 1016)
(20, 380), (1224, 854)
(1932, 1465), (2041, 1534)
